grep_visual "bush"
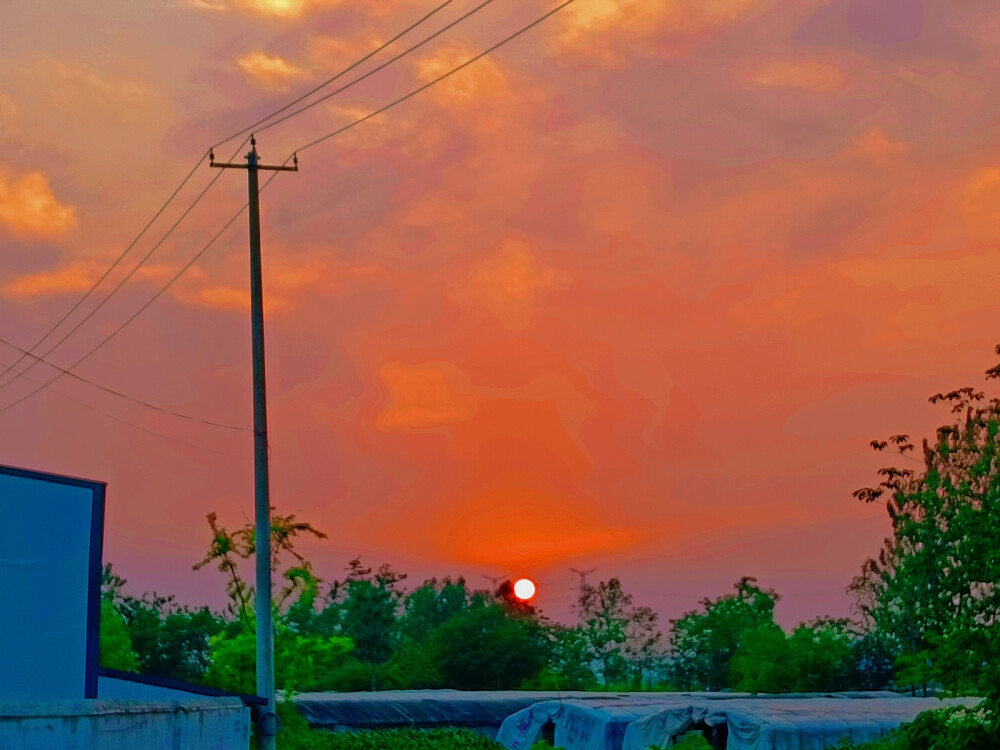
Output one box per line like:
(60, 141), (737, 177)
(836, 704), (998, 750)
(274, 704), (505, 750)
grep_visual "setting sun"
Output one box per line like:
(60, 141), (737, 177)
(513, 578), (536, 601)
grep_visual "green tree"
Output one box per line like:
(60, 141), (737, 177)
(99, 598), (139, 671)
(325, 558), (407, 691)
(577, 577), (663, 688)
(424, 600), (548, 690)
(102, 563), (223, 682)
(729, 617), (856, 693)
(851, 351), (1000, 698)
(666, 577), (780, 691)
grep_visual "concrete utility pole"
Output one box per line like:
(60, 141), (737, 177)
(210, 137), (297, 750)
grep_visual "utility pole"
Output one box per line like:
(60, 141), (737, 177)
(210, 137), (297, 750)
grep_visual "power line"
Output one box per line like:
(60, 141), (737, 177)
(0, 353), (246, 458)
(0, 187), (260, 415)
(251, 0), (498, 139)
(0, 335), (247, 431)
(294, 0), (580, 155)
(0, 155), (212, 388)
(211, 0), (458, 149)
(0, 139), (247, 396)
(0, 0), (580, 415)
(0, 1), (462, 407)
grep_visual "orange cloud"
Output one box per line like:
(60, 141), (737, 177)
(451, 239), (571, 328)
(375, 362), (477, 431)
(428, 486), (642, 567)
(963, 167), (1000, 242)
(744, 60), (847, 92)
(555, 0), (766, 66)
(32, 61), (152, 105)
(2, 262), (175, 299)
(842, 126), (908, 159)
(415, 46), (510, 104)
(0, 170), (75, 237)
(237, 52), (308, 88)
(180, 258), (338, 312)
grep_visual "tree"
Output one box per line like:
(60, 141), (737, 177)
(729, 618), (856, 693)
(577, 577), (663, 688)
(666, 577), (779, 691)
(325, 558), (407, 691)
(851, 350), (1000, 698)
(101, 563), (222, 682)
(423, 600), (548, 690)
(99, 599), (139, 671)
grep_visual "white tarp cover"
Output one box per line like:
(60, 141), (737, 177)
(497, 694), (753, 750)
(621, 696), (982, 750)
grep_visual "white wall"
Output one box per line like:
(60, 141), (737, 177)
(0, 698), (250, 750)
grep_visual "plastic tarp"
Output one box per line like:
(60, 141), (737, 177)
(294, 690), (622, 731)
(497, 697), (698, 750)
(621, 696), (983, 750)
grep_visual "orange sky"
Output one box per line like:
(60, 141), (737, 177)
(2, 0), (1000, 626)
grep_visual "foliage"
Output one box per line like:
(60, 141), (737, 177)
(204, 628), (354, 694)
(666, 577), (780, 690)
(275, 701), (504, 750)
(193, 509), (328, 628)
(423, 599), (549, 690)
(99, 598), (138, 671)
(101, 563), (223, 682)
(576, 577), (663, 687)
(729, 617), (855, 693)
(835, 703), (998, 750)
(522, 624), (598, 690)
(851, 349), (1000, 697)
(670, 734), (712, 750)
(324, 558), (408, 691)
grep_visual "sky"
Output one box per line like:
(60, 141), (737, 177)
(2, 0), (1000, 628)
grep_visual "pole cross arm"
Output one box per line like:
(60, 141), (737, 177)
(209, 148), (299, 171)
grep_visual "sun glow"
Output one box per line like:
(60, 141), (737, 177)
(513, 578), (536, 601)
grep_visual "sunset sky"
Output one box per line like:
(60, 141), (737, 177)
(2, 0), (1000, 627)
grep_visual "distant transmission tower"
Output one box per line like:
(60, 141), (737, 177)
(570, 568), (597, 620)
(482, 574), (508, 593)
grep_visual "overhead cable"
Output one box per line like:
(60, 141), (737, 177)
(211, 0), (458, 149)
(0, 336), (248, 431)
(294, 0), (579, 154)
(0, 0), (460, 412)
(251, 0), (498, 139)
(0, 0), (580, 414)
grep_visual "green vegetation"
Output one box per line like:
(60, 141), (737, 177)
(96, 345), (1000, 748)
(275, 702), (505, 750)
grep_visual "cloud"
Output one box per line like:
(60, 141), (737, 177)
(415, 46), (510, 105)
(744, 60), (847, 92)
(375, 362), (477, 430)
(237, 52), (309, 88)
(31, 61), (152, 105)
(554, 0), (767, 66)
(841, 125), (908, 158)
(188, 0), (354, 18)
(427, 486), (642, 567)
(0, 170), (75, 238)
(2, 262), (173, 299)
(450, 239), (571, 328)
(178, 258), (339, 312)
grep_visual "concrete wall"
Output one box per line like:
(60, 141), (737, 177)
(0, 698), (249, 750)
